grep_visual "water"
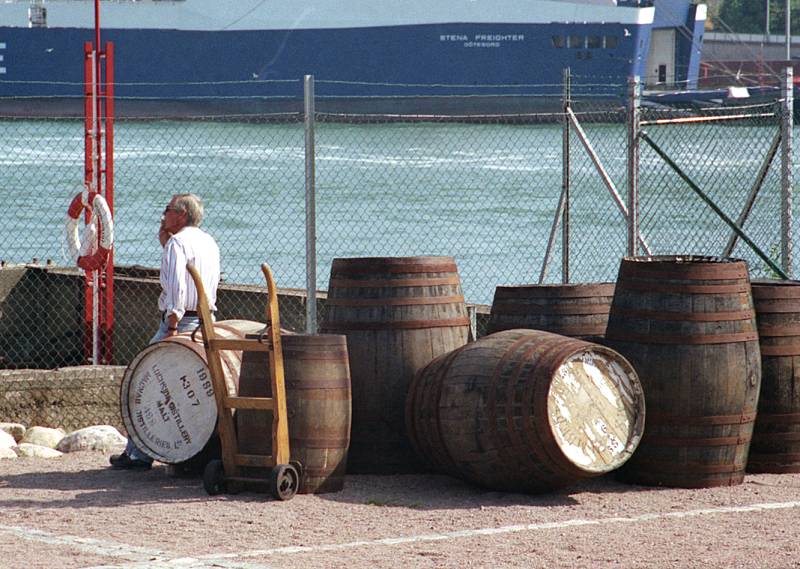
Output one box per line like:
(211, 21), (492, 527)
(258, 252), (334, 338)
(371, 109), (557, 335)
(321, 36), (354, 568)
(0, 116), (791, 305)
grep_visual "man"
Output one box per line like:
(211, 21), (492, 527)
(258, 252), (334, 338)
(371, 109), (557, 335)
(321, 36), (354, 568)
(110, 193), (220, 470)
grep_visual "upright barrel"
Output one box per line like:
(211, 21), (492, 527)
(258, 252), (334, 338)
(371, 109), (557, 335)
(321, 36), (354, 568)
(320, 256), (470, 474)
(747, 279), (800, 473)
(488, 283), (615, 338)
(237, 333), (352, 493)
(406, 329), (645, 493)
(120, 320), (264, 464)
(605, 256), (761, 488)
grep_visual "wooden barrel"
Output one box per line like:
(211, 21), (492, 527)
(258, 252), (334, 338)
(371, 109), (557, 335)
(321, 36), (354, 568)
(605, 256), (761, 488)
(747, 279), (800, 473)
(405, 329), (644, 493)
(120, 320), (265, 464)
(237, 333), (352, 494)
(320, 256), (471, 474)
(488, 282), (615, 338)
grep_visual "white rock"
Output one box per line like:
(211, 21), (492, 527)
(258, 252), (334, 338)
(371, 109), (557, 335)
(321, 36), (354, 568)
(21, 426), (65, 449)
(0, 447), (17, 459)
(0, 423), (26, 442)
(0, 430), (16, 449)
(14, 443), (63, 458)
(56, 425), (127, 453)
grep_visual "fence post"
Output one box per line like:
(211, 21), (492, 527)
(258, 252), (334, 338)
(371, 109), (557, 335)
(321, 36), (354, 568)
(304, 75), (318, 333)
(626, 75), (640, 258)
(562, 67), (571, 283)
(780, 65), (794, 277)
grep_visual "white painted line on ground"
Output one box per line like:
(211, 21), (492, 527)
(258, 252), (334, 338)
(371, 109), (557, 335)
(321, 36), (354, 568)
(0, 523), (167, 562)
(6, 500), (800, 568)
(83, 560), (274, 569)
(196, 500), (800, 561)
(0, 523), (275, 569)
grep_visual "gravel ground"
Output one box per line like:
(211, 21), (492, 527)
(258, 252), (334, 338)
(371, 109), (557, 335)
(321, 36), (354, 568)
(1, 451), (799, 569)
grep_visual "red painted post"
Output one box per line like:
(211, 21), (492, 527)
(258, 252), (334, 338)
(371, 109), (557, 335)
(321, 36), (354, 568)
(83, 41), (95, 364)
(102, 41), (115, 364)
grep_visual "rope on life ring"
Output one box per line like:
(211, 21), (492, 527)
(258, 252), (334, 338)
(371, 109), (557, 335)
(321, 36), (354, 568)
(65, 191), (114, 272)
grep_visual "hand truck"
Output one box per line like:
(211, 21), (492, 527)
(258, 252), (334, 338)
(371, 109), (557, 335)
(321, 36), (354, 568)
(187, 262), (300, 500)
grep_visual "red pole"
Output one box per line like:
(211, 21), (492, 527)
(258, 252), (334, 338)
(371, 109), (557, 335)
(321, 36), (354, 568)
(103, 41), (115, 364)
(82, 41), (95, 364)
(95, 0), (100, 50)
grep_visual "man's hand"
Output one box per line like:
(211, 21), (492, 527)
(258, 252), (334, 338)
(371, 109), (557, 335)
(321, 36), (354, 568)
(158, 220), (171, 247)
(165, 315), (179, 337)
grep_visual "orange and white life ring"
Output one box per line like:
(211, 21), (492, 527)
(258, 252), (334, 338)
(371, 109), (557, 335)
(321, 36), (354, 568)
(65, 191), (114, 272)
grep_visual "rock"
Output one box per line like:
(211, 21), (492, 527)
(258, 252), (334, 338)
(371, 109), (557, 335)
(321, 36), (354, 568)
(0, 423), (26, 442)
(0, 430), (17, 449)
(21, 426), (65, 449)
(14, 443), (63, 458)
(0, 447), (17, 459)
(56, 425), (127, 453)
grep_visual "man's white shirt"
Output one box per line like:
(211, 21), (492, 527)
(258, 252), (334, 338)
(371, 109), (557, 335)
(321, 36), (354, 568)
(159, 226), (220, 319)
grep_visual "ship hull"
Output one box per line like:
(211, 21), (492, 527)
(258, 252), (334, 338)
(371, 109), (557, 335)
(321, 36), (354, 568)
(1, 20), (652, 118)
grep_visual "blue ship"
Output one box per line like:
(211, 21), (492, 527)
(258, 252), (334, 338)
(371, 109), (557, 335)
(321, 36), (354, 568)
(0, 0), (707, 117)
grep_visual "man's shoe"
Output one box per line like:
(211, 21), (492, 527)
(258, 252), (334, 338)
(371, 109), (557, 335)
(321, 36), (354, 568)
(109, 453), (152, 470)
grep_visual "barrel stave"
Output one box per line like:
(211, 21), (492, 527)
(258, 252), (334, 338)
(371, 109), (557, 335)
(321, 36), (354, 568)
(237, 334), (351, 494)
(489, 283), (615, 338)
(747, 280), (800, 473)
(323, 256), (470, 474)
(120, 320), (264, 465)
(408, 329), (644, 493)
(606, 256), (760, 488)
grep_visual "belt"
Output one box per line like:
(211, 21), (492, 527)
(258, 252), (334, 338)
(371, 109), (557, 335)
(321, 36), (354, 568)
(162, 310), (210, 320)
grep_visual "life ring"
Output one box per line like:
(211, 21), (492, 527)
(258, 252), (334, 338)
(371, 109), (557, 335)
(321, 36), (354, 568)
(65, 191), (114, 272)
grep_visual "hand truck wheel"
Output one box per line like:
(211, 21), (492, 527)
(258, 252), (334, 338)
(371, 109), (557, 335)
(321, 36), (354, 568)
(270, 463), (299, 501)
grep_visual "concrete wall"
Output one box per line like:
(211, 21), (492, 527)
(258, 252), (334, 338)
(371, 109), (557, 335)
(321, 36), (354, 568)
(0, 366), (126, 432)
(0, 264), (490, 369)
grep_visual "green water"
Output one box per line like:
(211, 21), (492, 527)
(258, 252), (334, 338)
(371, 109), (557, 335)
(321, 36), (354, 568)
(1, 118), (791, 304)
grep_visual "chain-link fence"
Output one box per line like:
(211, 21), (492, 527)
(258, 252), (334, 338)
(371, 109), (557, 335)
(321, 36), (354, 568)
(637, 101), (788, 277)
(0, 74), (794, 369)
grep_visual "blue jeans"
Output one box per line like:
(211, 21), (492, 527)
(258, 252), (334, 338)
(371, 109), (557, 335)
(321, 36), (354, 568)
(124, 314), (204, 464)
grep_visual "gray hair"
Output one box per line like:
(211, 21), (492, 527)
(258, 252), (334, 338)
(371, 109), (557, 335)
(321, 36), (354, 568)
(172, 193), (204, 226)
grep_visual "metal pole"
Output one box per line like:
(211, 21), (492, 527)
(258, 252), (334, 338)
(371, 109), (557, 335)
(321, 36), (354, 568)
(562, 67), (571, 283)
(627, 76), (641, 257)
(90, 50), (99, 365)
(723, 131), (781, 256)
(786, 0), (792, 61)
(641, 132), (789, 279)
(567, 107), (652, 255)
(539, 180), (567, 284)
(304, 75), (318, 333)
(767, 0), (771, 42)
(781, 65), (794, 276)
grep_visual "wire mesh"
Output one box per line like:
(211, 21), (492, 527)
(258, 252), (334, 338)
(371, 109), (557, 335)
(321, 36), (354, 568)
(638, 101), (786, 277)
(0, 76), (794, 370)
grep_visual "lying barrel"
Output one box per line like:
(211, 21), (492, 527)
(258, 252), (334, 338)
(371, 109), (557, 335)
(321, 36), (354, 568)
(747, 279), (800, 474)
(405, 329), (644, 493)
(120, 320), (264, 464)
(320, 256), (470, 474)
(488, 282), (615, 338)
(605, 256), (761, 488)
(237, 333), (352, 494)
